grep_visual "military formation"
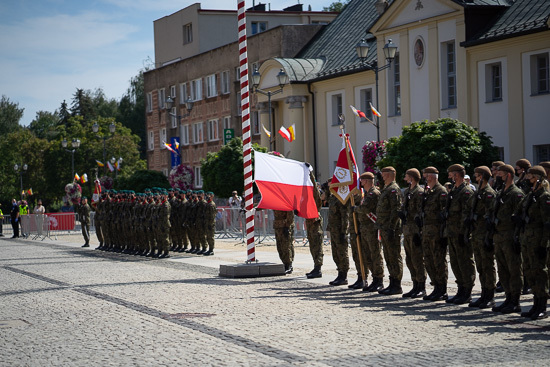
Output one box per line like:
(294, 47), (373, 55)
(323, 159), (550, 321)
(91, 188), (217, 258)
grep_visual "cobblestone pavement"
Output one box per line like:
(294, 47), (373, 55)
(1, 236), (549, 367)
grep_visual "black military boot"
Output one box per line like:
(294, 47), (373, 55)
(492, 293), (511, 312)
(531, 297), (548, 320)
(469, 288), (486, 308)
(428, 284), (448, 301)
(385, 278), (403, 295)
(348, 275), (363, 289)
(454, 286), (473, 305)
(284, 263), (293, 275)
(378, 278), (393, 295)
(500, 294), (521, 314)
(329, 271), (348, 286)
(403, 281), (418, 298)
(363, 277), (383, 292)
(306, 266), (322, 279)
(411, 282), (426, 299)
(479, 288), (496, 309)
(521, 297), (539, 318)
(158, 251), (170, 259)
(495, 281), (504, 293)
(446, 286), (464, 304)
(423, 285), (438, 300)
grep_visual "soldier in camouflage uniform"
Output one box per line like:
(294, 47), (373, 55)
(305, 173), (324, 279)
(348, 190), (366, 289)
(490, 164), (525, 314)
(178, 191), (190, 252)
(327, 183), (350, 286)
(356, 172), (384, 292)
(376, 166), (403, 295)
(445, 164), (475, 305)
(399, 168), (426, 298)
(467, 166), (497, 309)
(540, 161), (550, 298)
(168, 190), (178, 251)
(154, 191), (171, 258)
(93, 194), (103, 250)
(517, 166), (550, 320)
(145, 194), (157, 257)
(187, 192), (199, 253)
(196, 191), (208, 254)
(204, 192), (217, 255)
(420, 167), (449, 301)
(515, 159), (532, 195)
(77, 197), (91, 247)
(273, 210), (295, 274)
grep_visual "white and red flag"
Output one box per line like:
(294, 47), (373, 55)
(330, 133), (360, 204)
(254, 151), (318, 219)
(278, 125), (295, 142)
(370, 102), (382, 117)
(350, 105), (367, 119)
(92, 179), (101, 204)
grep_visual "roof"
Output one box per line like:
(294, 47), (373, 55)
(296, 0), (391, 81)
(272, 58), (326, 82)
(452, 0), (513, 6)
(463, 0), (550, 46)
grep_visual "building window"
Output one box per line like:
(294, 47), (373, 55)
(534, 144), (550, 162)
(170, 107), (177, 128)
(206, 74), (217, 98)
(359, 88), (373, 122)
(170, 85), (176, 99)
(207, 119), (219, 141)
(179, 83), (188, 104)
(442, 41), (456, 108)
(158, 88), (166, 109)
(194, 166), (203, 188)
(235, 66), (240, 81)
(237, 92), (242, 116)
(485, 62), (502, 102)
(496, 146), (504, 161)
(160, 128), (167, 146)
(181, 124), (189, 145)
(387, 54), (401, 116)
(331, 93), (343, 126)
(190, 79), (202, 101)
(193, 122), (204, 144)
(148, 131), (154, 150)
(146, 92), (153, 113)
(251, 21), (267, 35)
(221, 70), (230, 94)
(531, 52), (549, 95)
(251, 111), (260, 135)
(223, 116), (231, 130)
(183, 23), (193, 44)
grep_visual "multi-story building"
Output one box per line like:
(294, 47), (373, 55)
(144, 3), (337, 185)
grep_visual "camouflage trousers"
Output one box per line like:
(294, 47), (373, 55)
(354, 225), (379, 279)
(380, 229), (403, 280)
(422, 224), (448, 286)
(81, 222), (90, 245)
(206, 225), (215, 251)
(155, 226), (170, 252)
(472, 235), (496, 291)
(95, 220), (104, 245)
(197, 226), (208, 251)
(403, 233), (426, 283)
(306, 217), (324, 267)
(275, 225), (294, 266)
(448, 234), (476, 288)
(521, 227), (549, 298)
(494, 230), (523, 296)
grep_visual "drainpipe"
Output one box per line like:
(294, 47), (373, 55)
(307, 82), (318, 180)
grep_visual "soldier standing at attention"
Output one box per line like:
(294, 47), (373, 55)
(273, 210), (295, 274)
(467, 166), (497, 309)
(196, 191), (208, 254)
(420, 167), (449, 301)
(518, 166), (550, 320)
(399, 168), (426, 298)
(328, 183), (350, 286)
(203, 192), (217, 256)
(491, 164), (525, 314)
(94, 195), (104, 250)
(515, 159), (532, 194)
(356, 172), (384, 292)
(376, 166), (403, 295)
(305, 172), (324, 279)
(77, 197), (91, 248)
(155, 191), (171, 259)
(445, 164), (475, 305)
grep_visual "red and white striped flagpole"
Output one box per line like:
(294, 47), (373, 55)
(238, 0), (255, 262)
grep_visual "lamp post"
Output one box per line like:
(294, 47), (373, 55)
(14, 163), (28, 198)
(355, 38), (398, 142)
(251, 66), (289, 151)
(62, 138), (81, 180)
(92, 122), (116, 174)
(110, 157), (123, 180)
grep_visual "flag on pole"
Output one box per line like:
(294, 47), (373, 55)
(330, 133), (360, 204)
(370, 102), (382, 117)
(114, 161), (121, 171)
(278, 126), (294, 142)
(92, 178), (101, 204)
(163, 141), (177, 154)
(262, 124), (271, 138)
(107, 161), (115, 172)
(80, 173), (88, 184)
(254, 151), (318, 219)
(96, 160), (104, 167)
(74, 173), (80, 181)
(350, 105), (367, 119)
(175, 141), (180, 150)
(27, 188), (33, 196)
(288, 124), (296, 142)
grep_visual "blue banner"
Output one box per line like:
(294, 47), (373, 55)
(170, 136), (181, 168)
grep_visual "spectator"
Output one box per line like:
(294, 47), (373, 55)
(19, 200), (30, 238)
(10, 199), (20, 238)
(464, 175), (476, 191)
(228, 191), (242, 231)
(0, 203), (4, 237)
(34, 199), (46, 237)
(61, 201), (74, 213)
(228, 191), (242, 208)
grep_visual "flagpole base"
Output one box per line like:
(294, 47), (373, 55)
(219, 262), (285, 278)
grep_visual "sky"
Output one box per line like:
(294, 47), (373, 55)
(0, 0), (333, 126)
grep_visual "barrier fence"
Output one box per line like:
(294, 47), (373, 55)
(0, 208), (332, 246)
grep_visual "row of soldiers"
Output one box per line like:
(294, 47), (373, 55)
(87, 188), (217, 258)
(325, 159), (550, 321)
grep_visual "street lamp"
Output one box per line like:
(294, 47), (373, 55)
(165, 96), (194, 118)
(62, 138), (81, 180)
(110, 157), (123, 179)
(355, 38), (398, 142)
(14, 163), (28, 198)
(92, 122), (116, 174)
(251, 66), (289, 150)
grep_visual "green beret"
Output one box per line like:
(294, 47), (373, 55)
(206, 191), (214, 195)
(82, 196), (87, 200)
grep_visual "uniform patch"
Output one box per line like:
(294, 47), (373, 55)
(391, 190), (397, 193)
(546, 200), (550, 205)
(487, 195), (493, 198)
(465, 192), (471, 195)
(441, 193), (447, 197)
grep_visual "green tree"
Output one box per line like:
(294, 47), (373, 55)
(29, 111), (60, 140)
(117, 70), (146, 159)
(0, 95), (23, 136)
(117, 169), (171, 193)
(377, 118), (500, 185)
(201, 137), (267, 197)
(323, 0), (350, 12)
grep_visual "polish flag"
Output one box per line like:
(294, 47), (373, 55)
(254, 151), (318, 219)
(330, 133), (359, 204)
(278, 126), (292, 142)
(163, 141), (177, 154)
(350, 105), (367, 119)
(370, 102), (382, 117)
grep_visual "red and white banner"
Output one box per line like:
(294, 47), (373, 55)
(92, 179), (101, 204)
(254, 151), (318, 219)
(330, 134), (359, 204)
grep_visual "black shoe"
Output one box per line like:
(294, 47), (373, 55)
(453, 287), (473, 305)
(284, 264), (293, 275)
(410, 282), (426, 299)
(447, 286), (463, 304)
(203, 250), (214, 256)
(306, 266), (322, 279)
(348, 276), (364, 289)
(531, 298), (548, 320)
(500, 294), (521, 314)
(380, 278), (402, 295)
(426, 284), (448, 301)
(363, 277), (384, 292)
(82, 244), (89, 248)
(521, 298), (539, 318)
(403, 281), (418, 298)
(492, 293), (511, 312)
(158, 252), (170, 259)
(495, 281), (504, 293)
(329, 271), (348, 286)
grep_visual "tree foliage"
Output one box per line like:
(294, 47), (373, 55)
(201, 138), (268, 198)
(116, 170), (170, 193)
(377, 118), (500, 185)
(117, 70), (146, 159)
(0, 95), (23, 136)
(323, 0), (350, 12)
